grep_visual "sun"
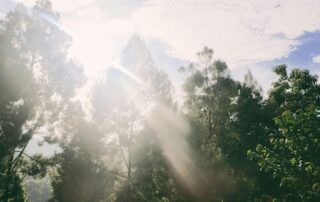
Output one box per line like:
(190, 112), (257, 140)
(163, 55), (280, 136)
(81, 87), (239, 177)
(67, 21), (115, 76)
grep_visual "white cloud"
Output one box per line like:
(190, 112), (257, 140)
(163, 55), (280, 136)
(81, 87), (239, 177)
(5, 0), (320, 97)
(10, 0), (320, 69)
(313, 55), (320, 64)
(52, 0), (95, 12)
(14, 0), (95, 12)
(54, 0), (320, 106)
(125, 0), (320, 68)
(6, 1), (320, 74)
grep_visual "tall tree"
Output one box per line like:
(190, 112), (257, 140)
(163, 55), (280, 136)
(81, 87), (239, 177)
(119, 35), (179, 201)
(92, 35), (185, 201)
(180, 47), (244, 201)
(0, 5), (37, 200)
(180, 47), (283, 201)
(0, 1), (84, 201)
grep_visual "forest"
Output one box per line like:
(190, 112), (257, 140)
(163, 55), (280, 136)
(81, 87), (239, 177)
(0, 1), (319, 202)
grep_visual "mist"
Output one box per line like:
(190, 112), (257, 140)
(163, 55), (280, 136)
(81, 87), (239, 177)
(1, 1), (320, 202)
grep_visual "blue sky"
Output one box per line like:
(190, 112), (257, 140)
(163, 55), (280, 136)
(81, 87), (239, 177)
(148, 29), (320, 96)
(274, 31), (320, 71)
(246, 31), (320, 92)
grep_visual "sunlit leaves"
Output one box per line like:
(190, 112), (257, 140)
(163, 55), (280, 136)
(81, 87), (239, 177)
(249, 66), (320, 200)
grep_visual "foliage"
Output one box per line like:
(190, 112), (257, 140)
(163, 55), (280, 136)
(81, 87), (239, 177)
(0, 0), (84, 201)
(1, 1), (319, 201)
(248, 65), (320, 201)
(181, 47), (253, 201)
(50, 121), (116, 202)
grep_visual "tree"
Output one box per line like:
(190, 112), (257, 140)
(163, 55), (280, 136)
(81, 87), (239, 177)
(0, 1), (84, 201)
(0, 3), (44, 201)
(180, 47), (248, 201)
(91, 35), (186, 201)
(119, 36), (181, 201)
(50, 119), (116, 202)
(180, 48), (284, 201)
(229, 71), (281, 200)
(248, 65), (320, 201)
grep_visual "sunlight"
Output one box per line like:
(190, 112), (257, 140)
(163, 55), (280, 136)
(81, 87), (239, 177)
(2, 1), (320, 201)
(145, 104), (205, 198)
(68, 22), (114, 75)
(34, 10), (204, 197)
(33, 8), (113, 76)
(111, 61), (147, 86)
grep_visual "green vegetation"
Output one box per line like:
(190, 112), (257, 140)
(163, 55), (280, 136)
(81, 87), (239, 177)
(0, 1), (319, 201)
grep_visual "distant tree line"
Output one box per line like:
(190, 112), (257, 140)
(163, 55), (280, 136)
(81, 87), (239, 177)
(0, 1), (319, 201)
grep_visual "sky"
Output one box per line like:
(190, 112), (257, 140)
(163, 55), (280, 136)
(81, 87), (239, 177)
(1, 0), (320, 93)
(1, 0), (320, 155)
